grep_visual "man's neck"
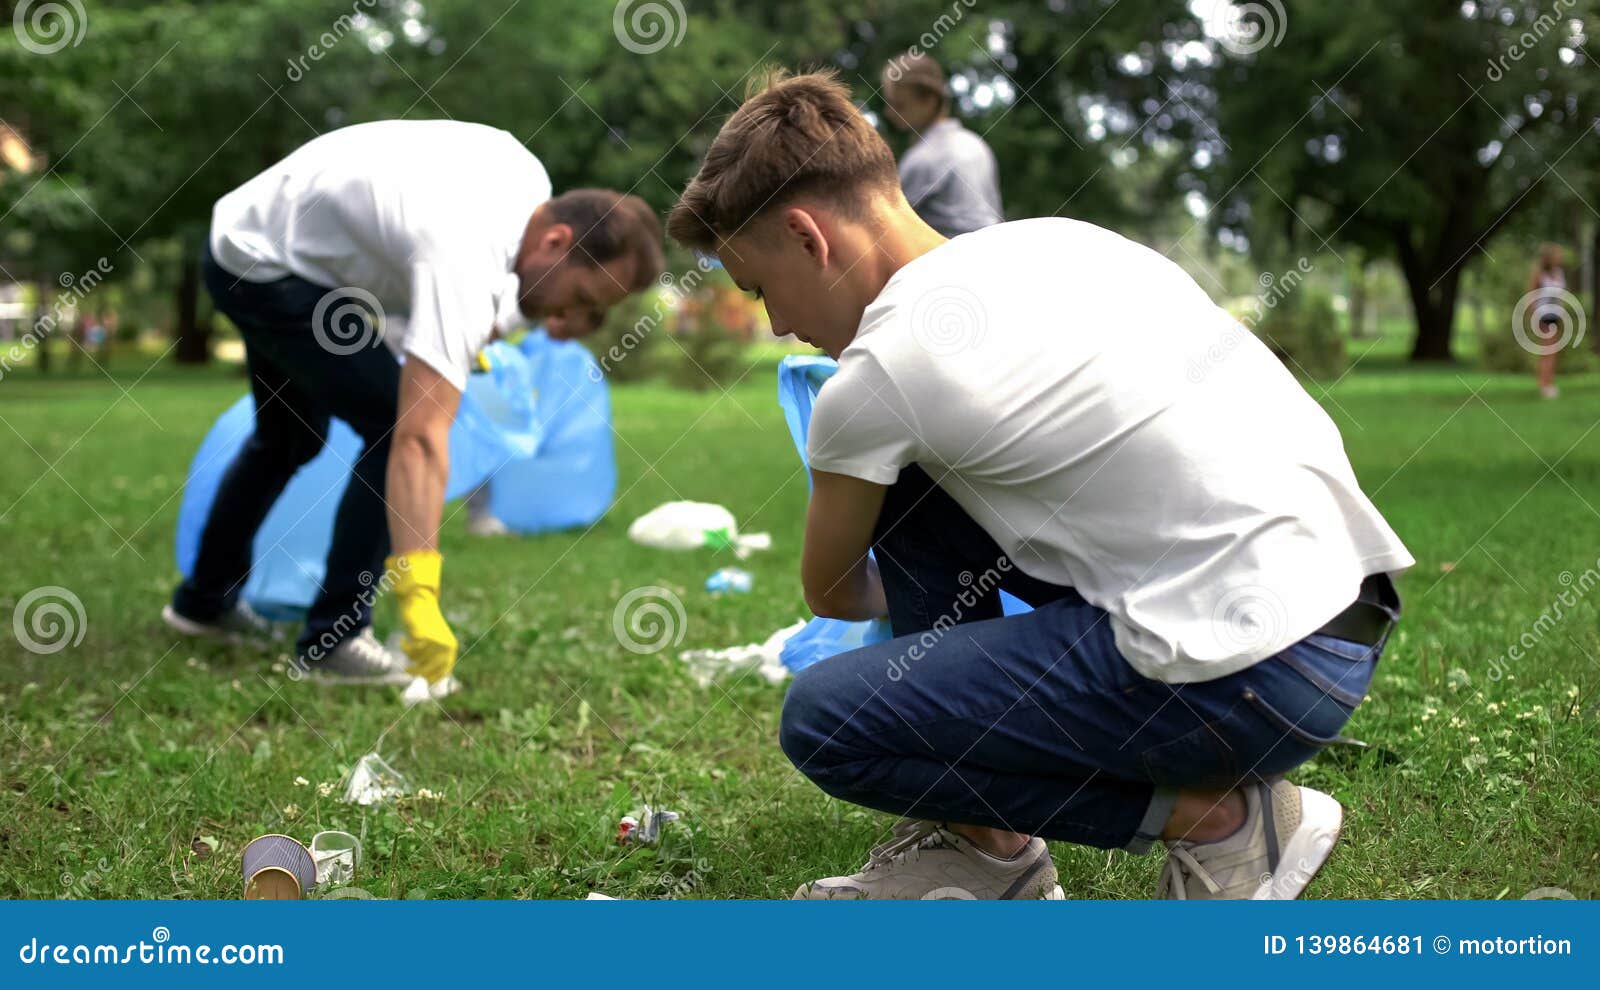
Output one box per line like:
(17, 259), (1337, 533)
(856, 207), (948, 300)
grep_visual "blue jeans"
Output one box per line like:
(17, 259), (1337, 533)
(779, 465), (1399, 852)
(172, 242), (400, 663)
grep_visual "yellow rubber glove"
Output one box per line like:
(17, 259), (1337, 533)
(386, 550), (458, 683)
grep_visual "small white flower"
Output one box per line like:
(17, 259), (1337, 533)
(294, 776), (309, 787)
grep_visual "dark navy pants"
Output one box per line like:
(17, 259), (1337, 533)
(779, 465), (1398, 852)
(172, 243), (400, 663)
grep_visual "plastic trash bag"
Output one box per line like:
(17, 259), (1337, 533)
(342, 753), (409, 806)
(174, 332), (615, 618)
(679, 619), (806, 687)
(628, 501), (771, 558)
(774, 356), (1029, 672)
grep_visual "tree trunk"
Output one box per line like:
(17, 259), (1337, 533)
(1397, 237), (1462, 363)
(174, 242), (210, 364)
(1347, 255), (1369, 339)
(1591, 221), (1600, 353)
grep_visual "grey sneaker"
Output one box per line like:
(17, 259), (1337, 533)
(1158, 779), (1342, 899)
(793, 820), (1065, 900)
(162, 601), (279, 645)
(306, 629), (414, 686)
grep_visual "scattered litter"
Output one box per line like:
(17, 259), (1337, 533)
(309, 830), (361, 888)
(678, 620), (806, 687)
(399, 674), (462, 707)
(705, 567), (753, 594)
(617, 805), (682, 846)
(628, 501), (771, 558)
(241, 834), (316, 899)
(343, 753), (410, 806)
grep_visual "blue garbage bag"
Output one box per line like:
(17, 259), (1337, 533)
(174, 332), (615, 618)
(774, 355), (1028, 673)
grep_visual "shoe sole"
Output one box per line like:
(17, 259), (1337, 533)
(303, 664), (415, 687)
(1257, 787), (1343, 900)
(161, 604), (258, 647)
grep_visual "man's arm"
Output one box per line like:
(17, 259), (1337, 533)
(802, 468), (890, 621)
(386, 358), (461, 553)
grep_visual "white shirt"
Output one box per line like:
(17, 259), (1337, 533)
(210, 119), (550, 390)
(808, 218), (1414, 684)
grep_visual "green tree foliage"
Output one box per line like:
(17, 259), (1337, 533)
(1192, 0), (1598, 361)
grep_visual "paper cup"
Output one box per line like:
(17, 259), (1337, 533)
(309, 830), (361, 888)
(242, 834), (317, 899)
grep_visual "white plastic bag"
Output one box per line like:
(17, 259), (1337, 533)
(342, 753), (410, 806)
(678, 620), (807, 687)
(628, 501), (771, 558)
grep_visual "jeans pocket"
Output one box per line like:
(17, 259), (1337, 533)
(1279, 635), (1378, 708)
(1242, 685), (1352, 748)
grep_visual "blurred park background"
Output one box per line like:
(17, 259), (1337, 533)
(1, 1), (1597, 899)
(4, 0), (1598, 378)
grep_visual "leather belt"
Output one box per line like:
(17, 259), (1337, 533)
(1312, 573), (1400, 648)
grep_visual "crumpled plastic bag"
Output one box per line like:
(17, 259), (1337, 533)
(342, 753), (410, 806)
(678, 620), (806, 687)
(628, 501), (771, 558)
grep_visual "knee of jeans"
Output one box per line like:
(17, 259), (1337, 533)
(778, 672), (837, 775)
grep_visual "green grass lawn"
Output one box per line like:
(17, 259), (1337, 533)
(2, 348), (1597, 900)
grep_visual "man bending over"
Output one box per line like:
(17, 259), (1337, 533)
(667, 72), (1410, 899)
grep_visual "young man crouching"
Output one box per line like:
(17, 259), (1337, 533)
(667, 71), (1411, 900)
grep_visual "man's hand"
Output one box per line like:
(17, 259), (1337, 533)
(802, 469), (890, 621)
(386, 550), (458, 683)
(386, 357), (461, 681)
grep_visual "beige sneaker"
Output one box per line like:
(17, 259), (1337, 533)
(793, 820), (1065, 900)
(1158, 779), (1342, 899)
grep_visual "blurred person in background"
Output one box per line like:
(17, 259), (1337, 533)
(880, 50), (1002, 238)
(1528, 243), (1567, 400)
(164, 119), (663, 685)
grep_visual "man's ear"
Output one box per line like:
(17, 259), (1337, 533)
(781, 206), (830, 271)
(539, 222), (574, 255)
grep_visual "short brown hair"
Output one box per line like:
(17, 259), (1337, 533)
(548, 188), (664, 292)
(884, 50), (948, 101)
(667, 70), (900, 254)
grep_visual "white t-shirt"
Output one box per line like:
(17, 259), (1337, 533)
(808, 218), (1414, 684)
(210, 119), (550, 390)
